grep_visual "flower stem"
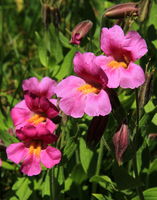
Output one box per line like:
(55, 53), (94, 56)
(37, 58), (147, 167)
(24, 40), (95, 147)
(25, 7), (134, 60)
(92, 138), (104, 194)
(49, 168), (55, 200)
(132, 89), (145, 200)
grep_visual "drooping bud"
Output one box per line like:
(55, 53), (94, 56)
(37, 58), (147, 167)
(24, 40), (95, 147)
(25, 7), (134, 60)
(70, 20), (93, 45)
(86, 115), (109, 147)
(104, 2), (138, 19)
(113, 124), (129, 165)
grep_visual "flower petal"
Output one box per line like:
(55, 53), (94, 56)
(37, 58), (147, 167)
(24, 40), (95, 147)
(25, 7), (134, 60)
(124, 31), (148, 61)
(101, 25), (125, 58)
(119, 62), (145, 89)
(55, 76), (85, 98)
(21, 154), (41, 176)
(84, 90), (112, 116)
(40, 146), (61, 168)
(6, 143), (28, 164)
(59, 92), (86, 118)
(73, 52), (107, 85)
(23, 77), (57, 98)
(11, 100), (32, 129)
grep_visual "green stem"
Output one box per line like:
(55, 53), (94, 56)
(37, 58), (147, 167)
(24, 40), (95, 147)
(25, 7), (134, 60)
(132, 89), (145, 200)
(49, 168), (55, 200)
(92, 138), (104, 194)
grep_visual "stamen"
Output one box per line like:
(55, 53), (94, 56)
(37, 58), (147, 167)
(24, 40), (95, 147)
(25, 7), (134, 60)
(29, 142), (41, 157)
(28, 114), (46, 125)
(108, 60), (127, 69)
(77, 84), (100, 94)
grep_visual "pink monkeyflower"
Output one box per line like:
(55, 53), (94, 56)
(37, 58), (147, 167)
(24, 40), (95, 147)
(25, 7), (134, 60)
(55, 52), (112, 118)
(95, 25), (148, 89)
(11, 93), (59, 137)
(6, 140), (61, 176)
(22, 77), (57, 98)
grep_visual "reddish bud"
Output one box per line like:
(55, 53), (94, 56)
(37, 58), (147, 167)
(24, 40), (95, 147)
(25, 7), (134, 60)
(70, 20), (93, 45)
(104, 2), (138, 19)
(113, 124), (129, 165)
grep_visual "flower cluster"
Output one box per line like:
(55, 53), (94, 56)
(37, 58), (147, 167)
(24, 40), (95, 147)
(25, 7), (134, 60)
(6, 25), (148, 173)
(56, 25), (147, 118)
(6, 77), (61, 176)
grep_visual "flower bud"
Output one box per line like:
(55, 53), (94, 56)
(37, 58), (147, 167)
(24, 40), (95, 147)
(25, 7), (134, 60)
(104, 2), (138, 19)
(113, 124), (129, 165)
(86, 115), (108, 147)
(70, 20), (93, 45)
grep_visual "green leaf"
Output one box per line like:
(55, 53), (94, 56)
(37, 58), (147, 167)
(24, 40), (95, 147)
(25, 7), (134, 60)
(132, 187), (157, 200)
(112, 164), (142, 190)
(41, 171), (50, 197)
(0, 129), (19, 146)
(151, 113), (157, 125)
(12, 177), (32, 200)
(59, 32), (72, 49)
(63, 137), (77, 161)
(144, 101), (155, 113)
(38, 46), (48, 67)
(71, 164), (87, 184)
(55, 47), (77, 80)
(90, 175), (116, 192)
(92, 194), (106, 200)
(2, 161), (16, 170)
(49, 25), (63, 64)
(79, 137), (93, 173)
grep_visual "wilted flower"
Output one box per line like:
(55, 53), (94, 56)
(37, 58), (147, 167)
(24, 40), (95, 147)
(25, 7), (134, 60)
(70, 20), (93, 45)
(113, 124), (129, 165)
(104, 2), (138, 19)
(95, 25), (148, 89)
(7, 139), (61, 176)
(55, 52), (112, 118)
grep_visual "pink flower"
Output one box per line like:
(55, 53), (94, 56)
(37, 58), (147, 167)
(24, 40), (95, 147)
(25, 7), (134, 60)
(22, 77), (57, 98)
(0, 158), (2, 167)
(6, 141), (61, 176)
(55, 52), (111, 118)
(11, 93), (59, 137)
(95, 25), (148, 89)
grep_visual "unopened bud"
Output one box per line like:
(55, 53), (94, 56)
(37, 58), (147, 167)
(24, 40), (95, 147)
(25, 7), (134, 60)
(104, 2), (138, 19)
(113, 124), (129, 165)
(86, 115), (108, 147)
(70, 20), (93, 45)
(138, 0), (151, 22)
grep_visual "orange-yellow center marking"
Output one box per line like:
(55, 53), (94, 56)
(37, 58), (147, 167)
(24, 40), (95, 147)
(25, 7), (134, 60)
(77, 84), (100, 94)
(29, 142), (41, 157)
(28, 114), (46, 125)
(108, 60), (127, 69)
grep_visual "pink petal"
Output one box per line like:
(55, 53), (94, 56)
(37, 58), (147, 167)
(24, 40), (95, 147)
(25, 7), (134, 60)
(105, 67), (121, 88)
(0, 158), (2, 167)
(59, 92), (86, 118)
(124, 31), (148, 61)
(55, 76), (85, 98)
(23, 77), (57, 98)
(73, 52), (107, 85)
(84, 90), (112, 116)
(6, 143), (28, 164)
(39, 77), (57, 98)
(100, 25), (125, 58)
(40, 146), (61, 168)
(119, 62), (145, 89)
(21, 154), (41, 176)
(95, 55), (121, 88)
(11, 100), (32, 129)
